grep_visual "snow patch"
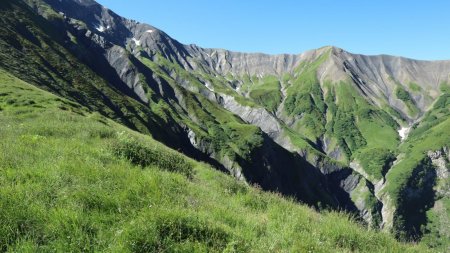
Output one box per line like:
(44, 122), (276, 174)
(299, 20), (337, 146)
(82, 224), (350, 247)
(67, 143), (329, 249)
(132, 38), (141, 46)
(96, 25), (105, 32)
(398, 126), (410, 141)
(96, 25), (110, 32)
(145, 29), (154, 33)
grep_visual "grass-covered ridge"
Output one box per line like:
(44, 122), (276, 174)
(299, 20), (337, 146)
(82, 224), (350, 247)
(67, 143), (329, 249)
(0, 68), (429, 252)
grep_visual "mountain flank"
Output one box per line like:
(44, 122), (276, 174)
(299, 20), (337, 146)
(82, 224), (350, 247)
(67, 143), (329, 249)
(0, 0), (449, 251)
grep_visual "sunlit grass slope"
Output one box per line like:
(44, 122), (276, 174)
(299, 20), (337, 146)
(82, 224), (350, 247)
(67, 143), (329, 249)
(0, 69), (428, 252)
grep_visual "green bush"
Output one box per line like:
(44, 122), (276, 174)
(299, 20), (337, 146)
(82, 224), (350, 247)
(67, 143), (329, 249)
(125, 210), (247, 252)
(112, 132), (194, 178)
(433, 94), (449, 110)
(395, 87), (412, 102)
(333, 110), (367, 156)
(249, 88), (281, 112)
(355, 148), (396, 180)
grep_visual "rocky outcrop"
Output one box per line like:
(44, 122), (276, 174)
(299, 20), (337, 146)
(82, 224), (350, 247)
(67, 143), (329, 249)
(428, 147), (449, 184)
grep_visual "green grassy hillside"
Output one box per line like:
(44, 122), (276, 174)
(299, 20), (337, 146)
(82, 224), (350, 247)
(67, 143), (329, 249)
(0, 0), (448, 251)
(0, 69), (429, 252)
(0, 1), (331, 206)
(382, 85), (450, 249)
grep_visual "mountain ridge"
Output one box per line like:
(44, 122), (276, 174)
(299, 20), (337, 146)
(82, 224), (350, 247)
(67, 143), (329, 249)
(1, 0), (449, 250)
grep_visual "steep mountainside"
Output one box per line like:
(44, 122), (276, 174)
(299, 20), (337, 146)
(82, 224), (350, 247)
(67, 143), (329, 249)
(0, 0), (449, 250)
(0, 67), (429, 252)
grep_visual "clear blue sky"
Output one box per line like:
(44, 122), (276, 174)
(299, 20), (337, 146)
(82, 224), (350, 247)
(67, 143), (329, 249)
(96, 0), (450, 60)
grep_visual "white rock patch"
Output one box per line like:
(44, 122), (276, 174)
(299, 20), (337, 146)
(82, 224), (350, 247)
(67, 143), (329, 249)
(205, 83), (214, 91)
(398, 126), (410, 141)
(132, 38), (141, 46)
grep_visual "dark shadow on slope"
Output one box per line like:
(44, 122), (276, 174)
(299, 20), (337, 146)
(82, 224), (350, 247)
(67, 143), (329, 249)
(236, 134), (339, 208)
(326, 168), (360, 213)
(393, 157), (437, 241)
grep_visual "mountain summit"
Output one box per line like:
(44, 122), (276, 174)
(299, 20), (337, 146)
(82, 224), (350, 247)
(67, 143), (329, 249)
(1, 0), (449, 250)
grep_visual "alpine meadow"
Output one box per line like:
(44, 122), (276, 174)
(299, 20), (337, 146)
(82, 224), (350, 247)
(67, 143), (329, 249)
(0, 0), (449, 252)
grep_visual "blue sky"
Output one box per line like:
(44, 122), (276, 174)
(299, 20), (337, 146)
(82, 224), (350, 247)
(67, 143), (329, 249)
(96, 0), (450, 60)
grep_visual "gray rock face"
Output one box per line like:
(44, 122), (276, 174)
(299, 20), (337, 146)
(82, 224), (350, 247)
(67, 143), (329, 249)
(45, 0), (450, 121)
(428, 147), (449, 180)
(334, 48), (450, 117)
(186, 46), (303, 76)
(428, 147), (450, 197)
(105, 46), (149, 103)
(219, 94), (281, 138)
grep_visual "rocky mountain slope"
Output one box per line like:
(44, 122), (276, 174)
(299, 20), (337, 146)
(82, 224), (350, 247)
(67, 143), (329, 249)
(0, 67), (429, 252)
(1, 0), (449, 250)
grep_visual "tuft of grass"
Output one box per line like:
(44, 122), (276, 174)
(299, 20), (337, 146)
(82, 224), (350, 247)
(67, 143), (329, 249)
(112, 132), (194, 178)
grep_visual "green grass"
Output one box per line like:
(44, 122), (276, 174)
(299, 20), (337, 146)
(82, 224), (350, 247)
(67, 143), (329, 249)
(112, 132), (194, 178)
(354, 148), (396, 181)
(395, 86), (419, 117)
(329, 82), (368, 158)
(439, 82), (450, 93)
(248, 75), (282, 113)
(420, 198), (450, 250)
(321, 81), (400, 160)
(384, 118), (450, 196)
(357, 118), (398, 150)
(282, 51), (330, 142)
(350, 178), (381, 228)
(177, 88), (264, 161)
(382, 116), (449, 246)
(380, 85), (450, 246)
(0, 62), (429, 252)
(408, 82), (422, 92)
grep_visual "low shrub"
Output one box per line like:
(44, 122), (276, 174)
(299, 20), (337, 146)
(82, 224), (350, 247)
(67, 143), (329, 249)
(112, 132), (194, 178)
(125, 210), (247, 252)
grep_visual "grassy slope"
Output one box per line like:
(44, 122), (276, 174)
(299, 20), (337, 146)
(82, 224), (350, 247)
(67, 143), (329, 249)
(0, 68), (429, 252)
(395, 86), (419, 117)
(277, 51), (400, 172)
(385, 86), (450, 197)
(284, 51), (329, 142)
(0, 0), (176, 139)
(0, 0), (269, 183)
(382, 86), (450, 249)
(0, 0), (446, 250)
(248, 75), (282, 113)
(137, 52), (266, 164)
(140, 45), (400, 182)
